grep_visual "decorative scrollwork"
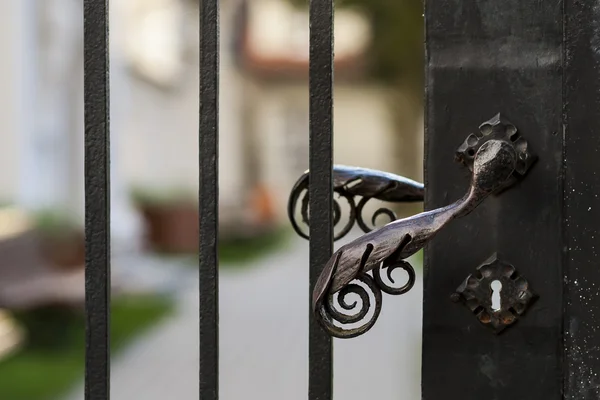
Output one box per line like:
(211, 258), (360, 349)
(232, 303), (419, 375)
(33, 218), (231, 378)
(318, 272), (382, 339)
(288, 165), (424, 241)
(315, 258), (417, 339)
(455, 113), (537, 194)
(312, 115), (539, 339)
(373, 260), (416, 296)
(355, 197), (397, 234)
(313, 235), (418, 339)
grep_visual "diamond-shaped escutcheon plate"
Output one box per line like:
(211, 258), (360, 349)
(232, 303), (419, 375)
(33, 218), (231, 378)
(451, 253), (538, 334)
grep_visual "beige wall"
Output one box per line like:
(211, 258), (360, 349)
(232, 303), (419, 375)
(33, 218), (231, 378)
(0, 0), (423, 231)
(0, 0), (246, 219)
(121, 0), (246, 217)
(0, 1), (32, 203)
(249, 81), (415, 222)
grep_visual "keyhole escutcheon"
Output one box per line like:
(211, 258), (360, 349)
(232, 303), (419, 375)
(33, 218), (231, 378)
(491, 280), (502, 311)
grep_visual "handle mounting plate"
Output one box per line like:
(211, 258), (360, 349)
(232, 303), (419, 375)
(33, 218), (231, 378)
(456, 113), (537, 194)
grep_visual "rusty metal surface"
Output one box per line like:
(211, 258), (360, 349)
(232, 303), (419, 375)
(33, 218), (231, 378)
(309, 116), (536, 339)
(456, 113), (537, 195)
(451, 253), (538, 334)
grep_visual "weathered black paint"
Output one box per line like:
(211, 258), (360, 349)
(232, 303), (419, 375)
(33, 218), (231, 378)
(564, 1), (600, 398)
(199, 0), (220, 398)
(83, 0), (111, 399)
(309, 125), (537, 339)
(423, 0), (563, 398)
(308, 0), (334, 397)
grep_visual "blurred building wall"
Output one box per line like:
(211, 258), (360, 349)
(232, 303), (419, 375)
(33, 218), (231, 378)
(0, 0), (248, 235)
(0, 1), (25, 204)
(121, 0), (248, 227)
(0, 0), (84, 215)
(0, 0), (423, 237)
(122, 0), (244, 196)
(0, 1), (50, 206)
(249, 81), (399, 221)
(234, 0), (418, 222)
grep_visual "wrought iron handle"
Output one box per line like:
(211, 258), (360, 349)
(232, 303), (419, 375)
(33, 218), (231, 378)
(288, 166), (424, 241)
(310, 114), (537, 338)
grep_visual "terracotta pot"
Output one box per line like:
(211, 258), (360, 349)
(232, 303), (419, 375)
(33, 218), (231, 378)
(138, 202), (199, 254)
(248, 184), (277, 225)
(39, 231), (85, 271)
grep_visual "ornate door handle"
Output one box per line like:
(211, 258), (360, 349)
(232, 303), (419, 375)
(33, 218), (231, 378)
(291, 114), (537, 338)
(288, 166), (425, 241)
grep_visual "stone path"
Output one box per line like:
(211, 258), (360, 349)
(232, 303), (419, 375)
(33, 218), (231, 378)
(65, 233), (423, 400)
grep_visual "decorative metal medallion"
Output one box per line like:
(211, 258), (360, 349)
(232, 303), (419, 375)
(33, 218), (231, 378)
(456, 113), (537, 194)
(451, 253), (538, 334)
(287, 165), (424, 241)
(286, 113), (538, 339)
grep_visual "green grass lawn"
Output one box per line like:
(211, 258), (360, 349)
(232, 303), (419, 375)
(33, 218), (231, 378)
(0, 295), (173, 400)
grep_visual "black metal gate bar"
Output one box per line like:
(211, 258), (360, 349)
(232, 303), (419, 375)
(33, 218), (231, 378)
(83, 0), (111, 399)
(563, 1), (600, 397)
(199, 0), (220, 398)
(308, 0), (334, 398)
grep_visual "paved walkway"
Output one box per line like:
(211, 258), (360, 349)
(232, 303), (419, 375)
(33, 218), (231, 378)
(65, 233), (423, 400)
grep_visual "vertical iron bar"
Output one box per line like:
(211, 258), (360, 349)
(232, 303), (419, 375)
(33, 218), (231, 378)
(83, 0), (110, 399)
(308, 0), (334, 397)
(199, 0), (219, 398)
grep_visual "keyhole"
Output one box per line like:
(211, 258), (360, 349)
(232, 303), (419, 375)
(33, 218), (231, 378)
(491, 280), (502, 311)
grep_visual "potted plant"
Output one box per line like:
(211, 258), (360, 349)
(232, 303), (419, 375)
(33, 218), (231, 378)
(32, 210), (85, 272)
(130, 186), (199, 254)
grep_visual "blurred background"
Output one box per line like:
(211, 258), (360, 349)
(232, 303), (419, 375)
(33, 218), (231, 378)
(0, 0), (424, 398)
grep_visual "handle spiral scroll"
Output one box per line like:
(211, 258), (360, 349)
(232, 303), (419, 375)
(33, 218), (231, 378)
(287, 165), (425, 241)
(311, 114), (537, 339)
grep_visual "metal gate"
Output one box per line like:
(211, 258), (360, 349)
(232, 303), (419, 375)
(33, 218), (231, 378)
(84, 0), (336, 398)
(84, 0), (600, 399)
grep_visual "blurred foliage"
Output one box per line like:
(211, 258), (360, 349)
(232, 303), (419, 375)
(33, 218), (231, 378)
(290, 0), (424, 102)
(32, 209), (81, 237)
(130, 185), (196, 206)
(0, 295), (173, 400)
